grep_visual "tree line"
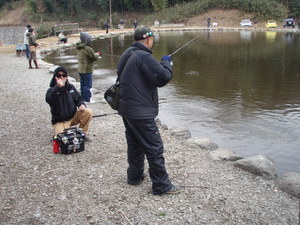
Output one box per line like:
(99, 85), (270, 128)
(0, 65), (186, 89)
(0, 0), (299, 23)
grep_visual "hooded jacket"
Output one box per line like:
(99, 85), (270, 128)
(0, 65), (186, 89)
(76, 32), (99, 74)
(117, 42), (173, 119)
(27, 32), (38, 47)
(45, 67), (85, 125)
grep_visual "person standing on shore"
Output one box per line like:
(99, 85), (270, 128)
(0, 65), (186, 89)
(133, 20), (138, 30)
(27, 27), (40, 69)
(104, 20), (110, 34)
(23, 24), (31, 60)
(207, 17), (211, 28)
(117, 26), (181, 195)
(76, 32), (100, 103)
(45, 66), (93, 138)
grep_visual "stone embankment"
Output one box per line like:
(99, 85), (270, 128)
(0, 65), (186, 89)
(0, 26), (24, 45)
(0, 28), (299, 224)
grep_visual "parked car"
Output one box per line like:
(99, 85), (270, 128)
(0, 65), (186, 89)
(266, 20), (277, 28)
(283, 18), (295, 28)
(240, 19), (252, 27)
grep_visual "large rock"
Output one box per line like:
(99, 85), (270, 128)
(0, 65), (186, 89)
(234, 155), (277, 180)
(276, 172), (300, 198)
(156, 118), (168, 130)
(169, 126), (191, 139)
(186, 137), (218, 151)
(209, 148), (243, 161)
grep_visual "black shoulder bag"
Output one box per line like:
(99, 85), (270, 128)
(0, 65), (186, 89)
(104, 78), (120, 110)
(104, 50), (136, 110)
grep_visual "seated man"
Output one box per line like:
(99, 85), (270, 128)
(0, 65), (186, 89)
(45, 66), (93, 140)
(118, 19), (125, 29)
(58, 31), (68, 43)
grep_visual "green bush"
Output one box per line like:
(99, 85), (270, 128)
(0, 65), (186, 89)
(36, 24), (52, 39)
(88, 11), (98, 22)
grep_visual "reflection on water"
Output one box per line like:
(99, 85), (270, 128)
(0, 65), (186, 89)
(265, 31), (277, 42)
(240, 31), (252, 41)
(45, 31), (300, 175)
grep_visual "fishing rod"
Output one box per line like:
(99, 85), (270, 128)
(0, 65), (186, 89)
(97, 51), (121, 57)
(102, 53), (121, 57)
(98, 32), (206, 58)
(168, 32), (205, 57)
(92, 112), (118, 118)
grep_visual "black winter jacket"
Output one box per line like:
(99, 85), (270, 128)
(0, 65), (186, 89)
(117, 42), (173, 119)
(45, 76), (85, 125)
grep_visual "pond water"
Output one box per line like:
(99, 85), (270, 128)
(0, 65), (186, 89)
(45, 30), (300, 175)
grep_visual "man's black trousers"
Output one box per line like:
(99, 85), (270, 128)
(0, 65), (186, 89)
(122, 117), (172, 195)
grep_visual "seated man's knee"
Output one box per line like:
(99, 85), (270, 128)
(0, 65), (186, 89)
(84, 108), (93, 118)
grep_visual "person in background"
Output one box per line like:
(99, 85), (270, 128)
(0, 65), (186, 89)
(23, 24), (31, 60)
(133, 20), (138, 30)
(118, 19), (125, 29)
(27, 27), (40, 69)
(207, 17), (211, 28)
(104, 20), (110, 34)
(76, 32), (100, 103)
(117, 26), (181, 195)
(45, 66), (93, 140)
(58, 31), (68, 43)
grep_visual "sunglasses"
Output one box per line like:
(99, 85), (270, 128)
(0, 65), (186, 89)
(56, 73), (67, 78)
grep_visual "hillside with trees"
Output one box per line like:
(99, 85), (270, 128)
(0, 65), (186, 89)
(0, 0), (299, 30)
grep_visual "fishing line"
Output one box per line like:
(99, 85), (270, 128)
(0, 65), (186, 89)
(169, 32), (206, 57)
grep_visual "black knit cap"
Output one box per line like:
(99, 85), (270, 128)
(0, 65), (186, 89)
(49, 66), (68, 87)
(54, 66), (68, 77)
(133, 26), (153, 41)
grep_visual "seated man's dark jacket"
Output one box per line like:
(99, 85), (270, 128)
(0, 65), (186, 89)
(45, 76), (85, 125)
(117, 42), (173, 119)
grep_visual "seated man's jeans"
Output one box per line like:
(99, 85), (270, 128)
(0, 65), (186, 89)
(53, 108), (93, 135)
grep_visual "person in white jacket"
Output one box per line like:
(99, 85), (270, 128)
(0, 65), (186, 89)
(58, 31), (68, 43)
(23, 24), (31, 60)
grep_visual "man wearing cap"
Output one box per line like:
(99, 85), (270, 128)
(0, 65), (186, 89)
(45, 66), (93, 139)
(117, 26), (180, 195)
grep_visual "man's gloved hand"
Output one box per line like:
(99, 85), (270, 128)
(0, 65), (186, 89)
(161, 55), (172, 62)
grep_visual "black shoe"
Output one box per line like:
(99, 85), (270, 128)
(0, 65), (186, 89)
(128, 173), (148, 186)
(164, 185), (181, 194)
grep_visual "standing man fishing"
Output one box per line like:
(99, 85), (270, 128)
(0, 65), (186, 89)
(27, 27), (40, 69)
(117, 26), (180, 195)
(76, 32), (100, 103)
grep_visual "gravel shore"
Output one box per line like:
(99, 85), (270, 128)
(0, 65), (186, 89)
(0, 37), (299, 224)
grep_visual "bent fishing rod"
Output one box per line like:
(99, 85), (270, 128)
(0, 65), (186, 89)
(99, 32), (205, 58)
(168, 32), (205, 57)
